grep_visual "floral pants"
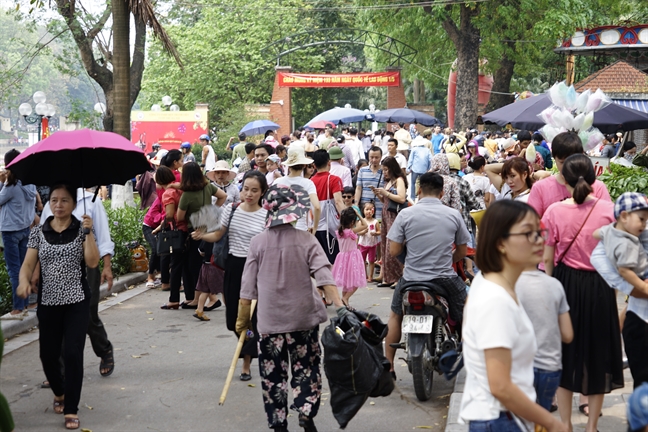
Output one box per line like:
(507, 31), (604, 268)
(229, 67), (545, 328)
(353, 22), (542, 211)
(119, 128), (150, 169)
(258, 328), (322, 429)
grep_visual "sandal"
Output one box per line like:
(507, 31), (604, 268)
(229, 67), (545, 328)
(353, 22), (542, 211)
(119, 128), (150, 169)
(53, 397), (65, 414)
(100, 350), (115, 377)
(64, 415), (80, 430)
(145, 281), (155, 288)
(579, 403), (602, 417)
(41, 380), (51, 389)
(193, 312), (210, 321)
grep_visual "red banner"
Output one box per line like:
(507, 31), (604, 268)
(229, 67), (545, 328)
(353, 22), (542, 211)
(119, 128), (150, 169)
(278, 72), (400, 88)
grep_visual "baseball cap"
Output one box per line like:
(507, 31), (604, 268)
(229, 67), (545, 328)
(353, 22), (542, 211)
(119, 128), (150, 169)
(614, 192), (648, 219)
(627, 383), (648, 432)
(199, 134), (210, 141)
(328, 146), (344, 161)
(265, 154), (281, 164)
(180, 142), (191, 149)
(152, 143), (161, 149)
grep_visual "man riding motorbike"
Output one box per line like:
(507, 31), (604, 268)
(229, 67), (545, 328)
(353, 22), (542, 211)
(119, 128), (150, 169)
(385, 172), (470, 378)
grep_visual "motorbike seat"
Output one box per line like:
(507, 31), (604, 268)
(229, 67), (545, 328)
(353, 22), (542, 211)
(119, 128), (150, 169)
(400, 280), (451, 302)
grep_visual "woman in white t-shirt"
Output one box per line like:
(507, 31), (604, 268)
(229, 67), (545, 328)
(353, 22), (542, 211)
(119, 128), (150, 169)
(460, 200), (568, 432)
(275, 146), (321, 233)
(484, 157), (533, 205)
(192, 170), (268, 381)
(463, 156), (490, 208)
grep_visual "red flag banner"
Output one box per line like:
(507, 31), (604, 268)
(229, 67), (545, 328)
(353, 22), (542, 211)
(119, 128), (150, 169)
(278, 72), (400, 88)
(41, 117), (50, 139)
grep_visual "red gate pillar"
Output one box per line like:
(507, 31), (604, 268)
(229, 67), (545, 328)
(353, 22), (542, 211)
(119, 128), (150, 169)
(270, 66), (293, 135)
(386, 66), (407, 110)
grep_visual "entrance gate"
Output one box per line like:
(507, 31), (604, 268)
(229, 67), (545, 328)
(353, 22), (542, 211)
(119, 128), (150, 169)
(262, 28), (418, 133)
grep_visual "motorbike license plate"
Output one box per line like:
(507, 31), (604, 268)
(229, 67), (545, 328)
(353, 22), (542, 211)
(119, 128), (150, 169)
(402, 315), (434, 334)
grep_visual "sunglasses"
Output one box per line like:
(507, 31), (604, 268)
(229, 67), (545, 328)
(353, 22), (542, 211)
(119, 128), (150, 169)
(342, 195), (353, 199)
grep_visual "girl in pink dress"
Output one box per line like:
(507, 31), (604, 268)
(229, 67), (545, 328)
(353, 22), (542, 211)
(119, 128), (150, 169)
(332, 207), (368, 306)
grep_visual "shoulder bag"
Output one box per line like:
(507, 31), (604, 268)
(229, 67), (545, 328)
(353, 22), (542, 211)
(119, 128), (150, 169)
(210, 203), (239, 270)
(556, 198), (599, 264)
(157, 222), (185, 256)
(324, 174), (341, 238)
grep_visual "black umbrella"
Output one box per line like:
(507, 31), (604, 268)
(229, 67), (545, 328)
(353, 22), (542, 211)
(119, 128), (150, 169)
(482, 93), (648, 133)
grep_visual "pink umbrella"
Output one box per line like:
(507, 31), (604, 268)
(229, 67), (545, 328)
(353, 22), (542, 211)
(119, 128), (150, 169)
(7, 129), (151, 189)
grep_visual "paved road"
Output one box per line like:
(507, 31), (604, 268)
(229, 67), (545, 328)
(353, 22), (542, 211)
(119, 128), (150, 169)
(2, 280), (454, 431)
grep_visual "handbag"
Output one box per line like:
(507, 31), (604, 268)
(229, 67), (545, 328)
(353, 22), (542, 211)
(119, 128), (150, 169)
(157, 223), (185, 256)
(210, 203), (239, 270)
(189, 186), (222, 233)
(556, 198), (599, 264)
(386, 180), (409, 214)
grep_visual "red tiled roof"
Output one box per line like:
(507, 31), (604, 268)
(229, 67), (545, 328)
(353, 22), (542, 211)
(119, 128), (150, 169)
(574, 61), (648, 94)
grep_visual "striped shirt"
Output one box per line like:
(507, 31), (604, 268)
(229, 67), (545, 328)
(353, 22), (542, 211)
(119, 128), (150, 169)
(356, 166), (384, 219)
(220, 204), (267, 257)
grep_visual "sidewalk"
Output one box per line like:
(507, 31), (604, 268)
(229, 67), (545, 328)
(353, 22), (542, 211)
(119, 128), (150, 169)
(445, 291), (633, 432)
(0, 271), (148, 340)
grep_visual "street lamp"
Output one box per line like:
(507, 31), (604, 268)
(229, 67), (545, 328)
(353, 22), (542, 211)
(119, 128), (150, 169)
(365, 103), (380, 132)
(94, 102), (106, 114)
(170, 104), (180, 111)
(162, 95), (172, 109)
(19, 91), (55, 143)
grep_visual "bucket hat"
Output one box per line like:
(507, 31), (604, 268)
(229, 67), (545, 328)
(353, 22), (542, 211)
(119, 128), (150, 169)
(262, 184), (310, 228)
(285, 146), (313, 166)
(206, 160), (237, 182)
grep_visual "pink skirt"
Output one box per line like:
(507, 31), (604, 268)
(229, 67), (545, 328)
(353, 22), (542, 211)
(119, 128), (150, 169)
(332, 250), (367, 292)
(195, 263), (224, 294)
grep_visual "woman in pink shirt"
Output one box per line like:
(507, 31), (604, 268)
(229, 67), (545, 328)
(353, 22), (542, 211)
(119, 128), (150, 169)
(542, 154), (623, 432)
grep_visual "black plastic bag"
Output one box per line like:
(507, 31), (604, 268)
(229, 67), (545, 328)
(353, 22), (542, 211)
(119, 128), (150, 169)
(321, 310), (394, 429)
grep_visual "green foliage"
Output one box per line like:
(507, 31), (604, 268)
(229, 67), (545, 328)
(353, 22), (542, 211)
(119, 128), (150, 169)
(67, 98), (103, 130)
(102, 202), (147, 278)
(599, 163), (648, 201)
(0, 255), (12, 316)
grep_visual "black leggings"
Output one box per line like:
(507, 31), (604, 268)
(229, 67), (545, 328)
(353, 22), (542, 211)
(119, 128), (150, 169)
(38, 299), (90, 415)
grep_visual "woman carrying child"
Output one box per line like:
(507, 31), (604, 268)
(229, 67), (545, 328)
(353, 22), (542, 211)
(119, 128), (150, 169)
(332, 207), (368, 306)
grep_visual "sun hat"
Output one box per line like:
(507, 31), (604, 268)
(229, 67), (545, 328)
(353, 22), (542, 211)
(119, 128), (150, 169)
(627, 383), (648, 432)
(285, 146), (313, 166)
(328, 146), (344, 160)
(262, 184), (310, 228)
(614, 192), (648, 219)
(151, 149), (169, 166)
(446, 152), (462, 171)
(199, 134), (210, 141)
(206, 160), (237, 182)
(265, 154), (281, 164)
(180, 142), (191, 149)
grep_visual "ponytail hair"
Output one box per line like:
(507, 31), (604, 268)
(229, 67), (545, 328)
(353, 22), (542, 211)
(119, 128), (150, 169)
(562, 153), (595, 204)
(338, 207), (357, 236)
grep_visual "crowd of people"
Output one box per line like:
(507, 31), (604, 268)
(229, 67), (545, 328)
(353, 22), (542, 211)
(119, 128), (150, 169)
(2, 121), (648, 432)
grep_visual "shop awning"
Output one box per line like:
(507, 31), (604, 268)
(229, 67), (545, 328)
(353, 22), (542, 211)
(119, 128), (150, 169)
(613, 99), (648, 114)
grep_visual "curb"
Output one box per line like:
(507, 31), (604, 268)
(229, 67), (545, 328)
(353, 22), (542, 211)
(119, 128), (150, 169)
(1, 272), (148, 341)
(444, 368), (467, 432)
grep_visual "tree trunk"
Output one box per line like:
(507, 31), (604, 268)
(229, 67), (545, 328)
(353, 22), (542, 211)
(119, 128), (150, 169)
(112, 0), (131, 139)
(450, 5), (480, 131)
(485, 52), (515, 113)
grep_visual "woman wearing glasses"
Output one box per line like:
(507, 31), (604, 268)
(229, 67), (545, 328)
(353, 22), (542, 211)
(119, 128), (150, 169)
(460, 200), (568, 431)
(542, 154), (623, 432)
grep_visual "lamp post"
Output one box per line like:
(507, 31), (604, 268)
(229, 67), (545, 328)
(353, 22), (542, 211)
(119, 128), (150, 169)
(18, 91), (55, 144)
(364, 103), (380, 133)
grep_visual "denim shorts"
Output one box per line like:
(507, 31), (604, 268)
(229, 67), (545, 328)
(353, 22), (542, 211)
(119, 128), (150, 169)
(533, 368), (561, 411)
(469, 412), (522, 432)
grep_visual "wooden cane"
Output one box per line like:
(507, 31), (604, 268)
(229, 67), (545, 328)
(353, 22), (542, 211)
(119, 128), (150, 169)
(219, 299), (257, 406)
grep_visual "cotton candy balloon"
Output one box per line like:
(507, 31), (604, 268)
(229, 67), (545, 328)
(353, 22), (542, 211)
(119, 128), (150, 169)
(572, 113), (585, 132)
(539, 106), (556, 125)
(549, 82), (568, 108)
(553, 108), (574, 130)
(586, 129), (605, 151)
(582, 112), (594, 130)
(540, 125), (564, 143)
(565, 85), (578, 110)
(525, 144), (537, 163)
(578, 130), (590, 147)
(575, 89), (591, 114)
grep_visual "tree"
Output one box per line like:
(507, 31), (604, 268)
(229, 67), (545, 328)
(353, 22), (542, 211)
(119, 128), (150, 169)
(52, 0), (180, 135)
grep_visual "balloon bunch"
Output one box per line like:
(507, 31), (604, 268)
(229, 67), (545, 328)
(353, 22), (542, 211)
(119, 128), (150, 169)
(539, 82), (611, 150)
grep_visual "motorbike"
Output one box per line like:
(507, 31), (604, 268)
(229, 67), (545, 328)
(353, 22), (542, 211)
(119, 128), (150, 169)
(390, 280), (462, 401)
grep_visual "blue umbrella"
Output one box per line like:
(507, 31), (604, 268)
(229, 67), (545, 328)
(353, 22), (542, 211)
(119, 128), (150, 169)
(307, 107), (370, 125)
(240, 120), (280, 137)
(373, 108), (441, 126)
